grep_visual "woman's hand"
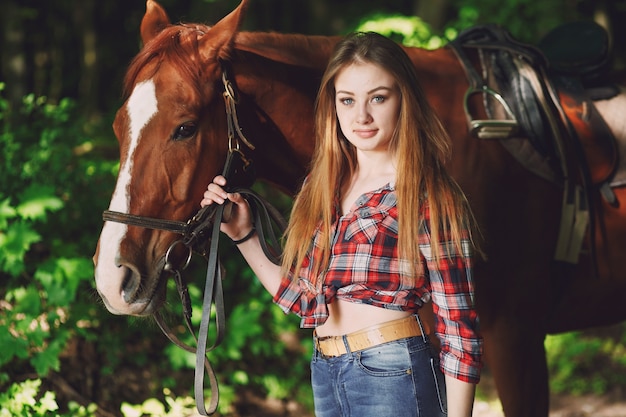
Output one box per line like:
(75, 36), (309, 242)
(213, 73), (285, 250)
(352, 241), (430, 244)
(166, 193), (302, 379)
(200, 175), (254, 242)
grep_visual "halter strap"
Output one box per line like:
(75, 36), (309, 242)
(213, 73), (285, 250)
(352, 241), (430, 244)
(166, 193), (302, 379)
(102, 211), (188, 233)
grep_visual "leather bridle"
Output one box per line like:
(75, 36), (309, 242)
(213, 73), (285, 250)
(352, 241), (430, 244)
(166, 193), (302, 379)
(101, 64), (287, 415)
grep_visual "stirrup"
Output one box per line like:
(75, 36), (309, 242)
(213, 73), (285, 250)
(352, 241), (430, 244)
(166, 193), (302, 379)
(464, 86), (519, 139)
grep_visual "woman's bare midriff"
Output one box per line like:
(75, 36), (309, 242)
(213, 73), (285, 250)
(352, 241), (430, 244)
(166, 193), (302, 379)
(313, 299), (413, 337)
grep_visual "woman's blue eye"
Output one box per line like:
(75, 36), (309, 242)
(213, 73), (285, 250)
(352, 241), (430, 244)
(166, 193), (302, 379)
(340, 98), (354, 105)
(372, 95), (385, 103)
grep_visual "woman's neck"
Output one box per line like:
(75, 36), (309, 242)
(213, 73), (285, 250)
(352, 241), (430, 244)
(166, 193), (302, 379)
(341, 159), (397, 215)
(353, 149), (397, 180)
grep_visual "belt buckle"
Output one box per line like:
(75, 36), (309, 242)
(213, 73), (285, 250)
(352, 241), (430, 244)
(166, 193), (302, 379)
(316, 336), (345, 357)
(315, 336), (333, 357)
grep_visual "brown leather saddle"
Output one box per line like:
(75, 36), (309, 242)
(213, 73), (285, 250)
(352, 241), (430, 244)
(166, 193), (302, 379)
(449, 22), (620, 265)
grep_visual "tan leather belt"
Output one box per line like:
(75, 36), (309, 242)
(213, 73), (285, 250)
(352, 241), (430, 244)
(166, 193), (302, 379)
(314, 315), (425, 357)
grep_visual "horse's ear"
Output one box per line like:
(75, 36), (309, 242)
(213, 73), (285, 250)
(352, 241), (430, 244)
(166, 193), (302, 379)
(199, 0), (249, 62)
(140, 0), (171, 45)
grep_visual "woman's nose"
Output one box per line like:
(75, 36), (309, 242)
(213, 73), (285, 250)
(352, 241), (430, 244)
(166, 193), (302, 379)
(356, 106), (372, 124)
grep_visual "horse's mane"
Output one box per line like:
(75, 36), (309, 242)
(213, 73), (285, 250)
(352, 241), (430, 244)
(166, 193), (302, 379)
(122, 20), (342, 102)
(123, 24), (211, 99)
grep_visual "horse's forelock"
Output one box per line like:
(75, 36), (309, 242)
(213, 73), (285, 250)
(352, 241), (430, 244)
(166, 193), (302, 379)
(123, 24), (212, 101)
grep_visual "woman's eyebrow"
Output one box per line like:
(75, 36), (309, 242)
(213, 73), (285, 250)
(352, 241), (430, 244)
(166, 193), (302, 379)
(336, 86), (393, 95)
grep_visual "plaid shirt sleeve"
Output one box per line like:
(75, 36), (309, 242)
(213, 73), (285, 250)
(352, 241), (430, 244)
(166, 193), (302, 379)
(272, 236), (332, 328)
(419, 208), (483, 384)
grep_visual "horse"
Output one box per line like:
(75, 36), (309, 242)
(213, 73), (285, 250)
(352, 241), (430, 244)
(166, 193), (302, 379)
(92, 0), (626, 416)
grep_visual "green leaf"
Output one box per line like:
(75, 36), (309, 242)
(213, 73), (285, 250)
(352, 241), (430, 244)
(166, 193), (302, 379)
(8, 286), (42, 316)
(7, 378), (40, 408)
(0, 326), (30, 366)
(16, 184), (63, 220)
(0, 221), (41, 276)
(0, 198), (17, 228)
(38, 391), (59, 413)
(31, 335), (69, 377)
(35, 257), (93, 305)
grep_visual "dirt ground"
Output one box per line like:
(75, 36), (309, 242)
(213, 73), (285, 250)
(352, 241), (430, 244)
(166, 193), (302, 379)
(472, 372), (626, 417)
(474, 393), (626, 417)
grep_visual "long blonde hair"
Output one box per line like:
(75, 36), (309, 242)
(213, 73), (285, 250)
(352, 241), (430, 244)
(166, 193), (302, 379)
(281, 32), (478, 284)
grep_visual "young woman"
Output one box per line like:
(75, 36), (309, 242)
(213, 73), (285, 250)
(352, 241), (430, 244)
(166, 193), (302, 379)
(202, 32), (483, 417)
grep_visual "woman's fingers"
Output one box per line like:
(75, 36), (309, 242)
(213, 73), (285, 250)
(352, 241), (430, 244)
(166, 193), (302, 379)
(213, 175), (226, 185)
(200, 177), (229, 206)
(198, 176), (254, 240)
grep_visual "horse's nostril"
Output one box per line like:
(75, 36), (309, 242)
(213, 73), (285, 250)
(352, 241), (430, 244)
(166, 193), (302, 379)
(121, 266), (139, 303)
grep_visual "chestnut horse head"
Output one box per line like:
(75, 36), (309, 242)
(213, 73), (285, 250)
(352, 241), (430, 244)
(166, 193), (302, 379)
(95, 1), (626, 416)
(93, 0), (249, 315)
(93, 0), (336, 316)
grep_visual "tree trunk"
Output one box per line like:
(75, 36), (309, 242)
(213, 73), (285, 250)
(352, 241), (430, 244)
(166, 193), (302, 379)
(415, 0), (449, 31)
(0, 1), (27, 109)
(73, 0), (99, 118)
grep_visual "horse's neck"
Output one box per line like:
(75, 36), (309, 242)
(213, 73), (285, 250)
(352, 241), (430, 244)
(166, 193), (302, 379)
(232, 39), (333, 194)
(234, 52), (319, 193)
(234, 31), (339, 70)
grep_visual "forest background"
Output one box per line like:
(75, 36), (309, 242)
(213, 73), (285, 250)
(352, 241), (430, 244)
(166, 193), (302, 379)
(1, 0), (626, 416)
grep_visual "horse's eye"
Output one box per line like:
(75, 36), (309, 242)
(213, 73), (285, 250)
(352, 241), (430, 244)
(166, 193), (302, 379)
(172, 121), (197, 141)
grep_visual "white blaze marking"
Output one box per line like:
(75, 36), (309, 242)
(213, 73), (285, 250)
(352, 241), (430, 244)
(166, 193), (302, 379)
(95, 80), (158, 306)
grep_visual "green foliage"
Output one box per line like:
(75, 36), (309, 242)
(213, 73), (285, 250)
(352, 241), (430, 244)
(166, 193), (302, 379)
(355, 0), (586, 49)
(0, 85), (120, 412)
(1, 92), (82, 373)
(0, 185), (78, 374)
(0, 379), (97, 417)
(0, 185), (63, 276)
(450, 0), (584, 43)
(120, 389), (196, 417)
(545, 324), (626, 395)
(355, 14), (448, 49)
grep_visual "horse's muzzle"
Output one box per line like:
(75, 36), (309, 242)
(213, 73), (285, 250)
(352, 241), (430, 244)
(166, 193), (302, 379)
(96, 261), (167, 316)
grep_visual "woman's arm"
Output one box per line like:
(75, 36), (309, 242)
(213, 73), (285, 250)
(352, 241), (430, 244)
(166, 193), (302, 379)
(231, 231), (282, 296)
(445, 375), (476, 417)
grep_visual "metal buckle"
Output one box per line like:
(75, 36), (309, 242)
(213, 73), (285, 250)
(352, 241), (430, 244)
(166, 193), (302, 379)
(464, 86), (519, 139)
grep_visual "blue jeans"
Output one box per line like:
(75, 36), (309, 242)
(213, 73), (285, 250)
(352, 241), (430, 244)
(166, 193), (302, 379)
(310, 323), (447, 417)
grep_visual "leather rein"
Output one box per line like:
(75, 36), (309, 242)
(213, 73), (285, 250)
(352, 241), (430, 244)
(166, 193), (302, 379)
(102, 65), (287, 415)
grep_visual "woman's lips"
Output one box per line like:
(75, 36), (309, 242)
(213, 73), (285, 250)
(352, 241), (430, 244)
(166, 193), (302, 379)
(353, 129), (377, 138)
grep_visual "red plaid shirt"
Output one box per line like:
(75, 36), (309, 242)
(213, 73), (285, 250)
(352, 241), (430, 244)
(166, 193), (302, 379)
(273, 183), (483, 383)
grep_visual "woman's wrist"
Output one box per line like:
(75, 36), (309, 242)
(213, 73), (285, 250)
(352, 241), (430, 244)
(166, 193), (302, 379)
(232, 227), (256, 245)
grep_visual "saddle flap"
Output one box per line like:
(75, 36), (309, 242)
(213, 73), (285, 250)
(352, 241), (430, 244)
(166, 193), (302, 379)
(554, 76), (619, 185)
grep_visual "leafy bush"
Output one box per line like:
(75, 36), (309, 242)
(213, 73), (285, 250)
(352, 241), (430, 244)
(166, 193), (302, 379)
(1, 84), (106, 377)
(0, 379), (97, 417)
(0, 82), (119, 414)
(546, 324), (626, 395)
(355, 14), (450, 49)
(451, 0), (583, 43)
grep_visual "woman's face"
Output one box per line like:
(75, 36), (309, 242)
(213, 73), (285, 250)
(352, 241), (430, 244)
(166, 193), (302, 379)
(334, 62), (401, 155)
